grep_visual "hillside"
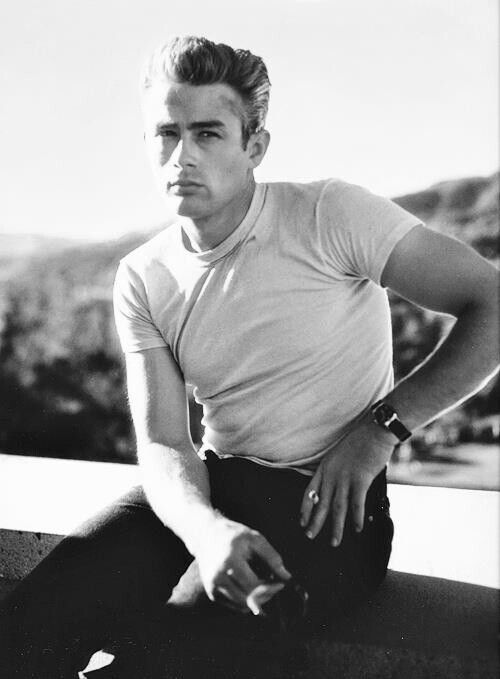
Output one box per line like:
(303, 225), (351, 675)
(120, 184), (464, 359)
(0, 234), (81, 283)
(0, 173), (498, 462)
(394, 173), (499, 259)
(0, 233), (80, 258)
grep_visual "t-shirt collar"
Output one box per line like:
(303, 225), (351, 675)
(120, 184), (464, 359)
(178, 183), (266, 265)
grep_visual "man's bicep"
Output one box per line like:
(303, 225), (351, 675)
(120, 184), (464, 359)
(381, 225), (498, 316)
(125, 346), (193, 450)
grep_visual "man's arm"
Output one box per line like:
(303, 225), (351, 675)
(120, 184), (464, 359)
(301, 225), (499, 544)
(126, 346), (291, 611)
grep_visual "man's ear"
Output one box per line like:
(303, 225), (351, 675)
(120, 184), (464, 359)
(248, 129), (271, 169)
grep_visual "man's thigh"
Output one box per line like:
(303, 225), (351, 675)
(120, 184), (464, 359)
(0, 486), (193, 660)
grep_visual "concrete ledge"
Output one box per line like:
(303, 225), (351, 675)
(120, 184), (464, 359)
(1, 453), (498, 587)
(0, 454), (139, 535)
(0, 529), (61, 580)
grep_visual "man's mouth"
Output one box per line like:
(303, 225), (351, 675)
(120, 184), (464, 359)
(167, 180), (203, 197)
(168, 180), (202, 190)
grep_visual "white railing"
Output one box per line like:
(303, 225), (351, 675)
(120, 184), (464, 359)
(0, 454), (498, 588)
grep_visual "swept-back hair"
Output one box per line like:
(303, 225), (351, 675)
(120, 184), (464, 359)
(141, 36), (271, 146)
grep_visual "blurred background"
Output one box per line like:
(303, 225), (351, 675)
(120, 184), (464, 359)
(0, 0), (498, 490)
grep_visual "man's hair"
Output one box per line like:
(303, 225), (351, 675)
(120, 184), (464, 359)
(141, 36), (271, 146)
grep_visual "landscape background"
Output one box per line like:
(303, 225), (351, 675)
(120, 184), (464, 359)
(1, 172), (498, 489)
(1, 0), (497, 491)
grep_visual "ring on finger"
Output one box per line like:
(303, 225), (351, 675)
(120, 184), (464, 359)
(308, 489), (320, 505)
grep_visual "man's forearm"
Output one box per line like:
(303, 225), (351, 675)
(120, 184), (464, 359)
(138, 442), (221, 555)
(386, 299), (499, 432)
(302, 298), (499, 543)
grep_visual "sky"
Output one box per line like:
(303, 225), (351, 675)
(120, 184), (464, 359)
(0, 0), (497, 241)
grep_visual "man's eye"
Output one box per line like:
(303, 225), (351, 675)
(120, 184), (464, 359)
(156, 129), (177, 138)
(199, 130), (219, 139)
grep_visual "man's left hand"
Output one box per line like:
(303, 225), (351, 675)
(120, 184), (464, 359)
(300, 417), (396, 546)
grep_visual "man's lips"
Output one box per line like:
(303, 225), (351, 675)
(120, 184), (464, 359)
(167, 180), (203, 190)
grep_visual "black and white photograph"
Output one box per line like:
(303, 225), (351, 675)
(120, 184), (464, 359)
(0, 1), (498, 677)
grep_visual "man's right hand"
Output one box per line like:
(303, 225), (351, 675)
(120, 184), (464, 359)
(194, 517), (292, 614)
(125, 348), (291, 613)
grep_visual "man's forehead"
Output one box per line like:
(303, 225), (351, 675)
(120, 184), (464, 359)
(144, 80), (244, 123)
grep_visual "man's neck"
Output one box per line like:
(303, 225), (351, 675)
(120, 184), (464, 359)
(180, 179), (256, 252)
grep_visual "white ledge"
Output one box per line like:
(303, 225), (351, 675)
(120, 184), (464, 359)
(0, 454), (498, 588)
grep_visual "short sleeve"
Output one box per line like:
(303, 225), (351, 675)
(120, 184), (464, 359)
(317, 180), (423, 285)
(113, 260), (167, 353)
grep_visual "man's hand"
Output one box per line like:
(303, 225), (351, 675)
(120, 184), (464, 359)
(194, 517), (292, 614)
(300, 418), (395, 546)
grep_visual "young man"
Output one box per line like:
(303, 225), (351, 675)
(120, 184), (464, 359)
(1, 35), (498, 677)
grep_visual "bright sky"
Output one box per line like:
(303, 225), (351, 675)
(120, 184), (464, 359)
(0, 0), (497, 240)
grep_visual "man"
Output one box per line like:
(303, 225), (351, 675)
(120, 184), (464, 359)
(1, 35), (498, 678)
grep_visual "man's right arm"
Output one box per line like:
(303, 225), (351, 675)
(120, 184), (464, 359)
(125, 346), (291, 611)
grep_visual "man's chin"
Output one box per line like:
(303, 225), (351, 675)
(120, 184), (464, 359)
(166, 194), (206, 219)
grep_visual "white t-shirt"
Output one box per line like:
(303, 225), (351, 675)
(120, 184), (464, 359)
(113, 179), (422, 471)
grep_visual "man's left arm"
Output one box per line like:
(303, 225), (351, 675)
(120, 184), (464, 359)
(301, 225), (499, 545)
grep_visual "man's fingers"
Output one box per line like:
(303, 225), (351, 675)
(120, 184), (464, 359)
(226, 563), (261, 594)
(304, 481), (333, 539)
(213, 586), (249, 613)
(330, 484), (349, 547)
(350, 479), (370, 533)
(252, 537), (291, 582)
(212, 571), (252, 608)
(246, 582), (285, 616)
(300, 471), (322, 527)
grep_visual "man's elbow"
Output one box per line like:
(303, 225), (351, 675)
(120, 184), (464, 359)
(136, 435), (197, 461)
(453, 267), (499, 321)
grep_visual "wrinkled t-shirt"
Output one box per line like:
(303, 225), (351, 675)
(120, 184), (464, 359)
(113, 179), (422, 471)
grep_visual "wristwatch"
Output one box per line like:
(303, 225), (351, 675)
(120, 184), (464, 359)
(371, 400), (412, 443)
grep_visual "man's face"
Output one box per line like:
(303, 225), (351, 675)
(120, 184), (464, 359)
(142, 80), (264, 221)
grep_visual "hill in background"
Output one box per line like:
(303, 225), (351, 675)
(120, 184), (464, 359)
(0, 172), (498, 462)
(0, 234), (82, 283)
(394, 173), (498, 259)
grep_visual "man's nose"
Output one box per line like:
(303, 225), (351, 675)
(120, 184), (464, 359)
(170, 137), (197, 168)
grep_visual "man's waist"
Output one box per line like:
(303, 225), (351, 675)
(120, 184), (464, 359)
(202, 448), (389, 511)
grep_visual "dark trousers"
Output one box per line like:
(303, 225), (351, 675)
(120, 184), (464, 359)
(0, 453), (393, 678)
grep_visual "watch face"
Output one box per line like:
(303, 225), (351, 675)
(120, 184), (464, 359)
(372, 401), (412, 442)
(375, 403), (394, 426)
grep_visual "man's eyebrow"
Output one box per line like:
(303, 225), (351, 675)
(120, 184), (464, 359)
(188, 120), (226, 130)
(156, 120), (226, 130)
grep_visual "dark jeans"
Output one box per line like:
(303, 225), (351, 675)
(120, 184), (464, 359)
(0, 453), (393, 678)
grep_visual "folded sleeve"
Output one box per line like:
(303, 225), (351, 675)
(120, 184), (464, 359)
(317, 179), (423, 285)
(113, 260), (167, 353)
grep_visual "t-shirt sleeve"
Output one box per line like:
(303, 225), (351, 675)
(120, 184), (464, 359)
(113, 260), (167, 353)
(317, 179), (423, 285)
